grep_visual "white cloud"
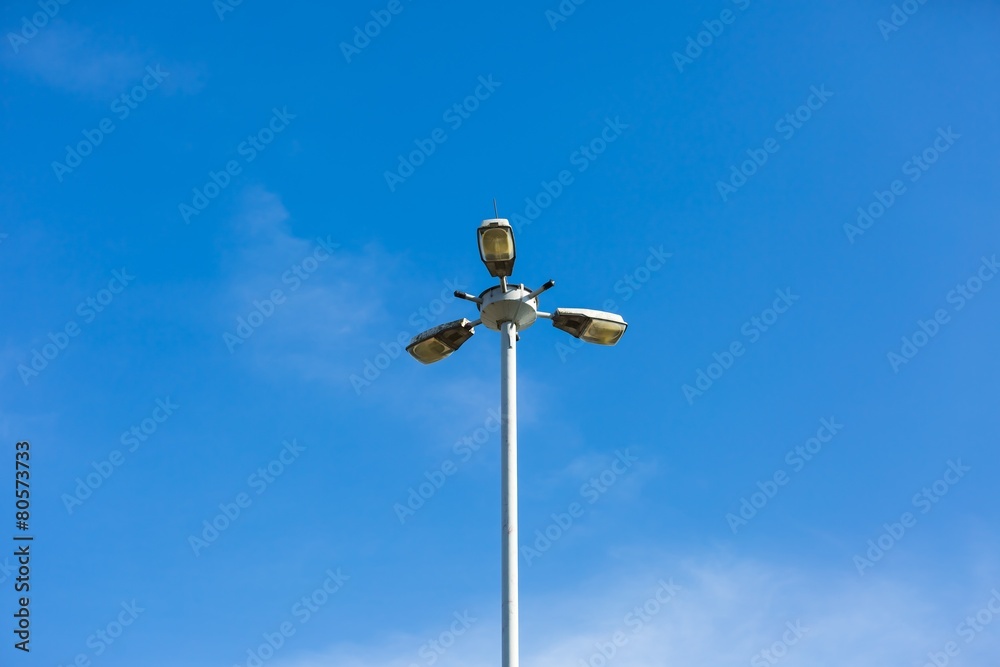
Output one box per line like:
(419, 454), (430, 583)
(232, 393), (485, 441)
(3, 22), (204, 97)
(266, 553), (1000, 667)
(217, 186), (395, 381)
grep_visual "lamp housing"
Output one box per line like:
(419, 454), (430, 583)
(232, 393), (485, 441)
(551, 308), (627, 346)
(477, 218), (516, 278)
(406, 318), (476, 364)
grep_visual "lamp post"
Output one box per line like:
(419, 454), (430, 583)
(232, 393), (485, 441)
(406, 215), (627, 667)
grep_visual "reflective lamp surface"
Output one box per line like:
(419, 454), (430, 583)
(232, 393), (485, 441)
(552, 308), (627, 345)
(406, 319), (475, 364)
(581, 318), (626, 345)
(480, 228), (514, 260)
(437, 325), (474, 350)
(409, 338), (454, 364)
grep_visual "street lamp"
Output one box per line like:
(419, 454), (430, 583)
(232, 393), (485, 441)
(406, 213), (627, 667)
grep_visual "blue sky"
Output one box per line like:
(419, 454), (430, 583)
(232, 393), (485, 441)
(2, 0), (999, 665)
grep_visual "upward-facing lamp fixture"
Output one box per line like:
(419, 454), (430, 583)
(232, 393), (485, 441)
(477, 218), (516, 278)
(405, 208), (627, 667)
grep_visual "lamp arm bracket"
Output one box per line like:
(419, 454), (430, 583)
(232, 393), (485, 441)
(455, 290), (483, 304)
(523, 279), (555, 302)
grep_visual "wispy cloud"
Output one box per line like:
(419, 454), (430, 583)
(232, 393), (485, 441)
(267, 553), (1000, 667)
(2, 21), (204, 97)
(216, 186), (394, 381)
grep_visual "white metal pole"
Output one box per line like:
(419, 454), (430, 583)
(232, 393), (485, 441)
(500, 320), (519, 667)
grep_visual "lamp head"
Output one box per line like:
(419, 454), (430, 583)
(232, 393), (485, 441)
(477, 218), (516, 278)
(406, 318), (476, 364)
(551, 308), (627, 346)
